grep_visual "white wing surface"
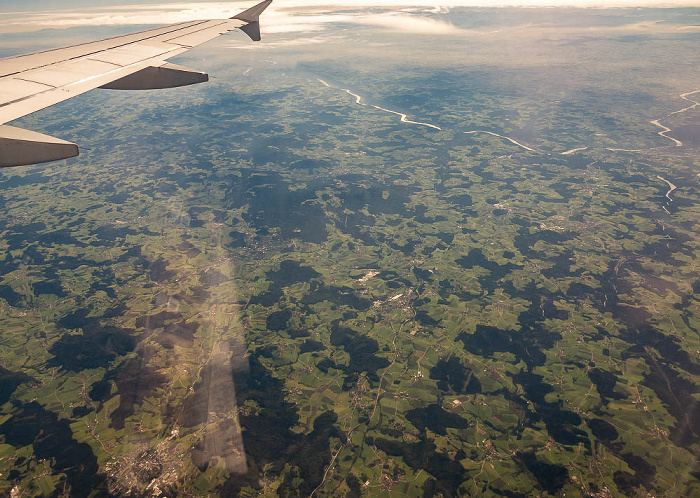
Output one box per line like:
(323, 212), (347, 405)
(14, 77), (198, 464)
(0, 0), (272, 167)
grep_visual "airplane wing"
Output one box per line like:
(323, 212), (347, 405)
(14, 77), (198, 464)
(0, 0), (272, 167)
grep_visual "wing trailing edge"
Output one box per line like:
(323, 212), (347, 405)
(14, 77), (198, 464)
(0, 0), (273, 167)
(0, 125), (78, 168)
(99, 63), (209, 90)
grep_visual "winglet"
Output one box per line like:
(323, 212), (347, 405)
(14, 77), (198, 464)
(232, 0), (272, 23)
(239, 22), (261, 42)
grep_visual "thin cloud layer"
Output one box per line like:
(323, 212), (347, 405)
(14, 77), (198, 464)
(355, 12), (464, 34)
(1, 3), (465, 35)
(1, 1), (698, 35)
(273, 0), (699, 6)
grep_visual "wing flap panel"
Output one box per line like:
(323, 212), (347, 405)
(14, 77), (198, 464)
(0, 125), (78, 167)
(0, 0), (274, 165)
(0, 46), (191, 124)
(18, 59), (122, 88)
(0, 21), (202, 78)
(99, 63), (208, 90)
(0, 79), (54, 104)
(88, 44), (172, 66)
(164, 20), (243, 47)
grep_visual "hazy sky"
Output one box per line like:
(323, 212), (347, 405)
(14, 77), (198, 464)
(1, 0), (698, 35)
(1, 0), (699, 11)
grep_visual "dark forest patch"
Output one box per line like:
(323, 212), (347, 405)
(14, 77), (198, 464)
(0, 284), (23, 307)
(222, 354), (344, 496)
(290, 158), (331, 171)
(330, 323), (389, 387)
(6, 227), (86, 252)
(390, 238), (420, 255)
(588, 368), (627, 402)
(587, 418), (619, 442)
(32, 280), (67, 297)
(620, 324), (700, 375)
(0, 401), (103, 496)
(430, 357), (482, 394)
(105, 192), (129, 204)
(413, 204), (447, 224)
(517, 291), (569, 327)
(200, 269), (228, 288)
(0, 253), (19, 276)
(639, 225), (692, 265)
(278, 411), (345, 495)
(0, 172), (50, 189)
(455, 248), (520, 293)
(299, 340), (324, 353)
(368, 436), (465, 495)
(155, 320), (199, 349)
(266, 309), (292, 331)
(406, 403), (470, 435)
(517, 451), (568, 495)
(513, 227), (577, 258)
(228, 230), (247, 248)
(244, 182), (327, 243)
(90, 267), (117, 298)
(267, 260), (320, 287)
(511, 371), (589, 448)
(108, 356), (168, 430)
(437, 232), (455, 245)
(4, 222), (49, 252)
(49, 325), (136, 371)
(250, 261), (321, 307)
(71, 405), (93, 418)
(459, 323), (556, 371)
(148, 258), (175, 282)
(338, 184), (414, 218)
(446, 193), (473, 207)
(415, 309), (441, 327)
(177, 240), (201, 258)
(333, 210), (376, 245)
(91, 224), (139, 243)
(57, 307), (93, 330)
(302, 282), (371, 311)
(0, 367), (36, 405)
(412, 266), (434, 282)
(89, 379), (112, 402)
(641, 360), (699, 448)
(248, 286), (283, 307)
(613, 453), (657, 496)
(541, 249), (578, 279)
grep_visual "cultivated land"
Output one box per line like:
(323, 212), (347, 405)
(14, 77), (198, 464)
(0, 7), (699, 497)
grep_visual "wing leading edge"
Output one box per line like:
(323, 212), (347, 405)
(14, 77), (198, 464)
(0, 0), (272, 167)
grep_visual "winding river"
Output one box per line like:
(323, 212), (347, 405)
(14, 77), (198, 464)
(317, 79), (697, 158)
(317, 79), (441, 130)
(650, 119), (683, 147)
(668, 89), (700, 117)
(657, 174), (677, 205)
(657, 175), (677, 215)
(464, 130), (536, 152)
(561, 147), (588, 155)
